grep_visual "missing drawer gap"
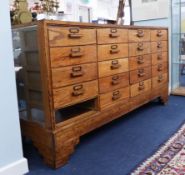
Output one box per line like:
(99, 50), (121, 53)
(55, 98), (97, 123)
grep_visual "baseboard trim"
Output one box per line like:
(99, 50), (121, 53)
(0, 158), (28, 175)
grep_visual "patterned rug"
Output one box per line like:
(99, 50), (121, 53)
(132, 123), (185, 175)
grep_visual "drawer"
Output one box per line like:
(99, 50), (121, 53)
(129, 29), (150, 42)
(152, 63), (168, 77)
(97, 28), (128, 44)
(130, 79), (152, 97)
(98, 43), (128, 61)
(52, 63), (97, 88)
(99, 72), (129, 94)
(53, 80), (98, 109)
(151, 30), (168, 41)
(48, 27), (96, 47)
(130, 67), (151, 84)
(98, 58), (129, 78)
(129, 54), (151, 71)
(152, 73), (168, 88)
(152, 52), (168, 65)
(50, 45), (97, 68)
(151, 41), (168, 53)
(100, 86), (130, 109)
(129, 42), (151, 57)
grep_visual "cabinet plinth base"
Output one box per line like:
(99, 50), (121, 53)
(21, 86), (168, 169)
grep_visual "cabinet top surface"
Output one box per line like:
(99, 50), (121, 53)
(12, 19), (168, 30)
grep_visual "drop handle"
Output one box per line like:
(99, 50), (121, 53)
(70, 47), (84, 58)
(137, 30), (144, 37)
(68, 27), (83, 38)
(109, 28), (119, 38)
(112, 90), (121, 101)
(71, 66), (84, 77)
(158, 64), (163, 71)
(157, 42), (162, 49)
(110, 33), (119, 38)
(137, 56), (144, 64)
(110, 45), (120, 54)
(158, 75), (163, 82)
(111, 60), (121, 69)
(157, 30), (163, 37)
(138, 69), (145, 77)
(157, 54), (163, 60)
(138, 82), (145, 91)
(72, 84), (84, 96)
(112, 75), (120, 85)
(69, 33), (83, 38)
(137, 43), (144, 51)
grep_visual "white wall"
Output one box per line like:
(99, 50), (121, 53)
(0, 1), (28, 175)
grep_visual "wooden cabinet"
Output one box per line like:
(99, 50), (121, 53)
(13, 20), (169, 169)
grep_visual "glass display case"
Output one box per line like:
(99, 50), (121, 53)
(171, 0), (185, 95)
(12, 25), (45, 125)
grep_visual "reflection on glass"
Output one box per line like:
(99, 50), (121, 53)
(171, 0), (185, 95)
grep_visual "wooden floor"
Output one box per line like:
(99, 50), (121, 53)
(171, 87), (185, 96)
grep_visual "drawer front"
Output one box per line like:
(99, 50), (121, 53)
(151, 30), (168, 41)
(48, 27), (96, 47)
(152, 63), (168, 77)
(129, 54), (151, 71)
(130, 67), (151, 84)
(152, 52), (168, 65)
(129, 42), (151, 57)
(129, 29), (150, 42)
(97, 28), (128, 44)
(98, 58), (129, 78)
(52, 63), (97, 88)
(130, 79), (152, 97)
(53, 80), (98, 109)
(100, 86), (130, 109)
(151, 41), (168, 53)
(152, 73), (168, 88)
(98, 43), (128, 61)
(50, 45), (97, 68)
(99, 72), (129, 94)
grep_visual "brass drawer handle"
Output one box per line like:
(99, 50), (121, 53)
(157, 42), (162, 49)
(68, 27), (83, 38)
(137, 43), (144, 51)
(138, 82), (145, 90)
(158, 64), (163, 71)
(69, 27), (80, 33)
(157, 30), (163, 37)
(137, 29), (144, 37)
(158, 75), (163, 82)
(70, 47), (84, 58)
(111, 60), (121, 69)
(110, 45), (120, 54)
(72, 84), (84, 96)
(112, 75), (120, 85)
(71, 66), (84, 77)
(137, 56), (144, 64)
(138, 69), (145, 77)
(69, 33), (83, 38)
(109, 28), (119, 38)
(112, 90), (121, 101)
(157, 53), (163, 60)
(110, 33), (119, 38)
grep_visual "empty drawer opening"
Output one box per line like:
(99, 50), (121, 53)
(55, 98), (97, 123)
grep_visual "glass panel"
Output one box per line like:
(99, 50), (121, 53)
(171, 0), (185, 95)
(12, 25), (45, 126)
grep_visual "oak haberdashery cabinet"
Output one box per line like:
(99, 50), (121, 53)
(12, 20), (169, 168)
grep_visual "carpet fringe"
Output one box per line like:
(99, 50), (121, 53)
(131, 123), (185, 175)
